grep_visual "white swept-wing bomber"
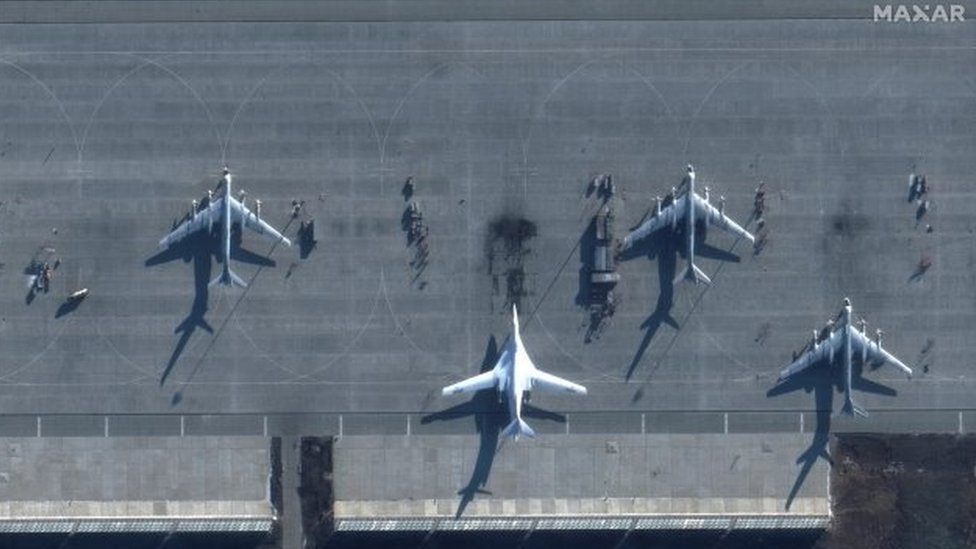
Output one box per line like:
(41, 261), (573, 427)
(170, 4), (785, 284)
(441, 305), (587, 440)
(160, 168), (291, 287)
(621, 165), (754, 284)
(777, 297), (913, 417)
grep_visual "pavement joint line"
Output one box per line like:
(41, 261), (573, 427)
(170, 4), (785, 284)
(11, 409), (976, 437)
(6, 47), (976, 55)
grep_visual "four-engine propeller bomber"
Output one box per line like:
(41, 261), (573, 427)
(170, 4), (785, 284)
(441, 304), (588, 440)
(776, 297), (913, 417)
(621, 165), (755, 284)
(159, 168), (292, 287)
(154, 165), (913, 432)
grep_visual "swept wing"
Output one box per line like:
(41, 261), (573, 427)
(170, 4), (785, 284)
(693, 194), (755, 243)
(159, 199), (222, 248)
(779, 329), (844, 381)
(530, 368), (588, 395)
(230, 197), (292, 246)
(851, 329), (913, 377)
(441, 370), (496, 396)
(621, 195), (687, 250)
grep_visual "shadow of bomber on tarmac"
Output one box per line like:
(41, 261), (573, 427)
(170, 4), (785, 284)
(146, 230), (214, 386)
(616, 227), (678, 382)
(767, 366), (835, 512)
(767, 344), (899, 510)
(421, 336), (566, 518)
(421, 336), (502, 518)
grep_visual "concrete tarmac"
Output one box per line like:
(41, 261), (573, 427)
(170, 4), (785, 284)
(0, 13), (974, 436)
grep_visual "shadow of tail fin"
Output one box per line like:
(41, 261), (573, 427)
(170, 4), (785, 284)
(500, 418), (536, 440)
(673, 261), (710, 285)
(840, 398), (868, 418)
(209, 265), (247, 288)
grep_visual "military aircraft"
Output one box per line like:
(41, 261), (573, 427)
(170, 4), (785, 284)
(621, 164), (754, 284)
(160, 168), (291, 287)
(777, 297), (913, 417)
(441, 305), (588, 440)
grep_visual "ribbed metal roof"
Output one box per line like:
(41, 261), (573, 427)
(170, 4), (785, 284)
(0, 518), (275, 534)
(335, 514), (830, 532)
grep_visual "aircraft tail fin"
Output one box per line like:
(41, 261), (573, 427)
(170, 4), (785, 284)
(673, 262), (711, 285)
(841, 398), (869, 418)
(500, 418), (536, 441)
(209, 266), (247, 288)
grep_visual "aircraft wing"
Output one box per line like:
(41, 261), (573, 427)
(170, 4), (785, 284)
(442, 370), (497, 396)
(621, 195), (687, 250)
(530, 369), (588, 395)
(693, 194), (755, 243)
(159, 198), (222, 248)
(851, 329), (913, 377)
(778, 328), (843, 382)
(230, 197), (292, 246)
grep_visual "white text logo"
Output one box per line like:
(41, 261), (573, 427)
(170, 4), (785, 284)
(874, 4), (965, 21)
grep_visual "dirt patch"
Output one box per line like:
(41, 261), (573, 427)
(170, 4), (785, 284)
(485, 214), (537, 312)
(300, 436), (334, 549)
(820, 434), (976, 549)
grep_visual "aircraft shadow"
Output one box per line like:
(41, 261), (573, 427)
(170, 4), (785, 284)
(230, 243), (276, 268)
(54, 297), (83, 318)
(145, 227), (209, 267)
(852, 358), (899, 396)
(230, 224), (277, 267)
(420, 336), (566, 518)
(146, 224), (276, 269)
(766, 365), (835, 511)
(298, 220), (317, 260)
(574, 217), (597, 308)
(422, 336), (501, 518)
(617, 230), (678, 381)
(146, 231), (214, 386)
(694, 240), (741, 264)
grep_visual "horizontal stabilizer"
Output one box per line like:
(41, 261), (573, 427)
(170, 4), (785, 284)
(209, 267), (247, 288)
(673, 262), (711, 285)
(500, 418), (536, 440)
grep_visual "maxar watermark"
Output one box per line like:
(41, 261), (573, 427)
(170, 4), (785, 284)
(874, 4), (965, 22)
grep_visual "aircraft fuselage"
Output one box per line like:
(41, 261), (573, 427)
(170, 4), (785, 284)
(221, 175), (233, 265)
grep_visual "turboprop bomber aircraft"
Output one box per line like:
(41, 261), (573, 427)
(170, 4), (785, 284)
(441, 305), (588, 440)
(621, 165), (755, 284)
(777, 298), (913, 417)
(160, 168), (291, 287)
